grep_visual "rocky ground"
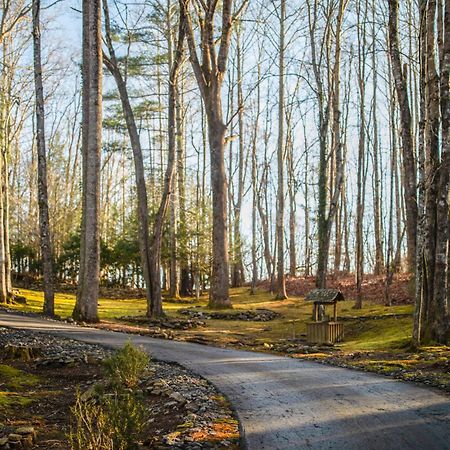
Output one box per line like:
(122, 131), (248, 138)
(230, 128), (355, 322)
(0, 327), (241, 449)
(177, 308), (280, 322)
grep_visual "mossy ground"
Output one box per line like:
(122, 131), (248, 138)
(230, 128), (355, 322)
(6, 286), (449, 392)
(0, 363), (39, 408)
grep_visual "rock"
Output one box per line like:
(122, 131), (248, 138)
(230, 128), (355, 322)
(178, 308), (281, 322)
(0, 437), (8, 446)
(185, 402), (198, 412)
(163, 431), (181, 445)
(7, 435), (20, 441)
(19, 435), (33, 448)
(14, 428), (34, 437)
(80, 386), (97, 402)
(169, 392), (187, 404)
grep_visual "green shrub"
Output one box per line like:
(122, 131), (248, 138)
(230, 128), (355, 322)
(104, 391), (147, 450)
(103, 341), (149, 388)
(69, 343), (150, 450)
(69, 390), (113, 450)
(69, 390), (147, 450)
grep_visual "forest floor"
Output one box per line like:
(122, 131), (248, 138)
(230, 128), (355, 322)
(0, 327), (240, 449)
(5, 274), (450, 394)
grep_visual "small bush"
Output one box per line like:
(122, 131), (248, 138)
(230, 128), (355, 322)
(69, 343), (150, 450)
(104, 391), (147, 450)
(69, 390), (113, 450)
(103, 341), (149, 388)
(69, 390), (147, 450)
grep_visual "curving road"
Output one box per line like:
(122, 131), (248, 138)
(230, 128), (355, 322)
(1, 311), (449, 450)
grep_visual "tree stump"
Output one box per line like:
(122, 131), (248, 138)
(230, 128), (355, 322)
(4, 345), (42, 362)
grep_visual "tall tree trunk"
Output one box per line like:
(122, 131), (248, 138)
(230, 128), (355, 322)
(32, 0), (54, 316)
(432, 0), (450, 341)
(313, 0), (347, 288)
(232, 27), (245, 288)
(372, 0), (384, 276)
(148, 14), (186, 317)
(73, 0), (102, 322)
(422, 0), (446, 342)
(250, 48), (262, 294)
(388, 0), (418, 273)
(166, 5), (179, 300)
(181, 0), (241, 308)
(413, 0), (427, 345)
(275, 0), (287, 299)
(206, 99), (231, 307)
(177, 76), (190, 296)
(354, 0), (367, 309)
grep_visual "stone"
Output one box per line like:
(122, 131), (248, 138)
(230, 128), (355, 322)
(0, 437), (8, 446)
(14, 428), (34, 437)
(7, 435), (21, 443)
(80, 386), (96, 402)
(169, 392), (187, 404)
(19, 435), (33, 448)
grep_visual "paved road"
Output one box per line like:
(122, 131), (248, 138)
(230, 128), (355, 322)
(0, 312), (449, 450)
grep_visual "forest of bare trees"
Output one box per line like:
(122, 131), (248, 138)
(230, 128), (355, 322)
(0, 0), (448, 344)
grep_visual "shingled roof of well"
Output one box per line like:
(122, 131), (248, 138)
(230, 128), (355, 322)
(305, 289), (344, 304)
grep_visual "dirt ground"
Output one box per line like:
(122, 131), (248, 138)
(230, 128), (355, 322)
(0, 359), (193, 449)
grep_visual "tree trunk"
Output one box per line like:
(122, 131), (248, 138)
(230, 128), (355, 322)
(275, 0), (287, 299)
(73, 0), (102, 323)
(181, 0), (237, 308)
(33, 0), (54, 316)
(206, 99), (231, 308)
(232, 27), (245, 288)
(372, 0), (384, 275)
(388, 0), (418, 273)
(313, 0), (346, 288)
(103, 3), (153, 308)
(431, 0), (450, 342)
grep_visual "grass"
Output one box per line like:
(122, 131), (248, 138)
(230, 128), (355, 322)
(0, 364), (40, 409)
(9, 286), (415, 352)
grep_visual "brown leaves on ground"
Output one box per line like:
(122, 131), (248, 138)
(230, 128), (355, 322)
(258, 273), (413, 305)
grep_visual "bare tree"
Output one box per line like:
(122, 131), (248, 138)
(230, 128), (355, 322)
(388, 0), (417, 273)
(73, 0), (102, 322)
(181, 0), (247, 308)
(32, 0), (54, 316)
(275, 0), (287, 299)
(309, 0), (348, 288)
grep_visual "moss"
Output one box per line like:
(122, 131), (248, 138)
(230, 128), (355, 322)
(0, 364), (40, 410)
(0, 391), (34, 408)
(0, 364), (39, 389)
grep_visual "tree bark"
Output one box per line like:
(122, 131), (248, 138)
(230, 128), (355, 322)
(388, 0), (418, 273)
(181, 0), (243, 308)
(73, 0), (102, 323)
(275, 0), (287, 299)
(32, 0), (54, 316)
